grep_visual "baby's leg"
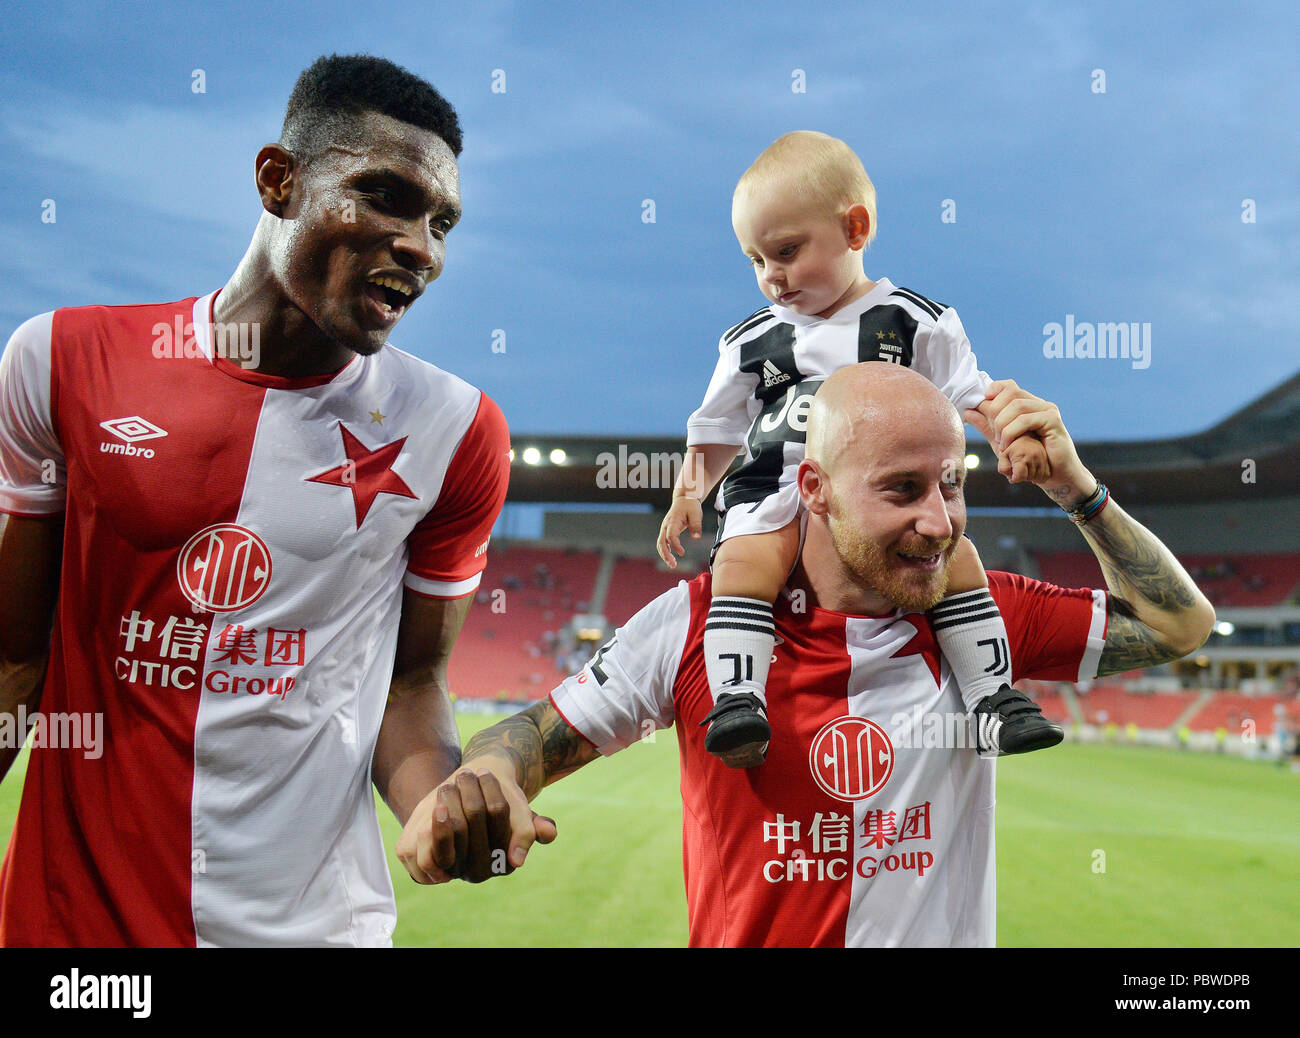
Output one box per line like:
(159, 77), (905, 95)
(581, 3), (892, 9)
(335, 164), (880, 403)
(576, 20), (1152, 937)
(929, 537), (1007, 712)
(702, 519), (801, 767)
(928, 537), (1062, 756)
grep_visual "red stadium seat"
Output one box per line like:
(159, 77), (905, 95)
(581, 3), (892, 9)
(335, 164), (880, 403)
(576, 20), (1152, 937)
(448, 546), (603, 700)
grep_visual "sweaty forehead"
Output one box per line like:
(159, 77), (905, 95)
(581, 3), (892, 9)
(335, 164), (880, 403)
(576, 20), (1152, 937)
(323, 112), (460, 202)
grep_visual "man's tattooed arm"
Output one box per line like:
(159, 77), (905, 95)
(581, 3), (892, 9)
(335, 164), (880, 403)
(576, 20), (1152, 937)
(1097, 602), (1184, 676)
(461, 700), (600, 800)
(1075, 497), (1216, 676)
(966, 381), (1214, 678)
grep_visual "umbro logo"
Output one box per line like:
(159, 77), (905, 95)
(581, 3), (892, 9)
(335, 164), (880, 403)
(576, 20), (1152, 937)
(762, 359), (791, 388)
(99, 416), (167, 459)
(100, 416), (168, 443)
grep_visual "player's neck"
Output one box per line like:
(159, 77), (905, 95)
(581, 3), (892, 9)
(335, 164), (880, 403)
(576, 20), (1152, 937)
(215, 262), (355, 379)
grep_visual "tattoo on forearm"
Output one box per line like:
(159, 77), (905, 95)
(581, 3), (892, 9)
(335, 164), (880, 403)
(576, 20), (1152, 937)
(1043, 485), (1079, 509)
(463, 701), (595, 799)
(464, 711), (545, 796)
(540, 705), (595, 778)
(1081, 505), (1197, 612)
(1079, 499), (1210, 675)
(1096, 604), (1180, 676)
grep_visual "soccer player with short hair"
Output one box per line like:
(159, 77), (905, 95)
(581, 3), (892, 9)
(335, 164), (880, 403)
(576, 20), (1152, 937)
(0, 54), (520, 946)
(656, 131), (1060, 767)
(398, 365), (1215, 947)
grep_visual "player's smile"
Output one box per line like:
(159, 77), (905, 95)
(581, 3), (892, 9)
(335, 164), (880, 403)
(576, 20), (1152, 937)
(895, 548), (945, 570)
(361, 269), (423, 327)
(890, 537), (959, 597)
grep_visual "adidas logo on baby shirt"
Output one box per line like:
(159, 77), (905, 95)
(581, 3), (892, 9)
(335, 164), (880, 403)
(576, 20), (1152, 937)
(762, 360), (791, 388)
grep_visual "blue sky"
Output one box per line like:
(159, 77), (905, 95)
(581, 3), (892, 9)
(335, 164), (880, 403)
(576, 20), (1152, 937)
(1, 0), (1296, 444)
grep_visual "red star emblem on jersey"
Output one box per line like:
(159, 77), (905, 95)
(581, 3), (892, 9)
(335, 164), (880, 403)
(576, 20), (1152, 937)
(893, 617), (943, 687)
(306, 423), (417, 528)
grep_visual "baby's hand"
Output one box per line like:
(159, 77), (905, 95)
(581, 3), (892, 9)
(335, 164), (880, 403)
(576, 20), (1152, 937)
(1003, 432), (1051, 484)
(657, 498), (703, 568)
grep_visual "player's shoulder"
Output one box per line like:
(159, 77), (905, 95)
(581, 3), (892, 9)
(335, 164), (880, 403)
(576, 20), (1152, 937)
(683, 568), (714, 610)
(6, 298), (200, 361)
(718, 303), (781, 349)
(988, 569), (1095, 608)
(4, 311), (56, 352)
(593, 571), (699, 671)
(378, 342), (489, 417)
(52, 297), (201, 330)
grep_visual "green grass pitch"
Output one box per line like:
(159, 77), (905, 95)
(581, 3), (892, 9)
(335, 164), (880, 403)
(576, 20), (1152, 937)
(2, 715), (1297, 946)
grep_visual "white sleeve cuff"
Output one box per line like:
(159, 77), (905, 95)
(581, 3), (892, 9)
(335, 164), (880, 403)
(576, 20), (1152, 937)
(403, 571), (482, 599)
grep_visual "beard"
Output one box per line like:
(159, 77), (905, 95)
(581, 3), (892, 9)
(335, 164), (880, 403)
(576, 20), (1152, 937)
(827, 508), (956, 613)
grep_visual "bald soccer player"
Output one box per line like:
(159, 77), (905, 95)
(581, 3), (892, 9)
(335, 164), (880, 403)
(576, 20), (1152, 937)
(396, 365), (1214, 947)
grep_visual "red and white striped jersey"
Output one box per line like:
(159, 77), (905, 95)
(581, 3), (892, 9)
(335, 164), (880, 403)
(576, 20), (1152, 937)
(0, 292), (510, 947)
(551, 570), (1107, 947)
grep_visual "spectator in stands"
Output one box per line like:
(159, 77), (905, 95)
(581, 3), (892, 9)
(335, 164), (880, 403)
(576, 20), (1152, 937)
(1272, 713), (1291, 765)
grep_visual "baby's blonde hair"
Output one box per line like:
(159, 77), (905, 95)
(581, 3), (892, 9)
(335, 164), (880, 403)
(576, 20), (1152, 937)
(735, 131), (877, 244)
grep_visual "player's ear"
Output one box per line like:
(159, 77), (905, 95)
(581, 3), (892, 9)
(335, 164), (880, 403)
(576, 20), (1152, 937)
(255, 144), (297, 219)
(798, 459), (832, 516)
(844, 204), (871, 251)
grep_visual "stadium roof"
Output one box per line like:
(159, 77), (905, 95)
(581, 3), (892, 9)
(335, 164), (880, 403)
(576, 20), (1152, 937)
(505, 370), (1300, 508)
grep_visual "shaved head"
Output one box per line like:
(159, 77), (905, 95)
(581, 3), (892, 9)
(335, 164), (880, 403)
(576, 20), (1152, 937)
(806, 364), (964, 477)
(799, 363), (968, 614)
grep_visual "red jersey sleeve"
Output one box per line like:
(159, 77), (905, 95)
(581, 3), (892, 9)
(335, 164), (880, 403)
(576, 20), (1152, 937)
(402, 392), (510, 600)
(989, 570), (1110, 683)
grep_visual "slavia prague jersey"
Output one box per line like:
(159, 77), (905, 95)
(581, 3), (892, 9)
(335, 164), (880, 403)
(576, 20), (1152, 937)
(551, 570), (1107, 947)
(0, 292), (509, 946)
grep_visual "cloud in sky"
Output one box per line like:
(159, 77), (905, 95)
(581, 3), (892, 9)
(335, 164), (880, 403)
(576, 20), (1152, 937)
(0, 0), (1295, 442)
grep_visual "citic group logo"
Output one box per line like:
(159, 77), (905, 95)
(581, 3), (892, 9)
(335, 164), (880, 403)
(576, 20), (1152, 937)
(808, 716), (894, 802)
(177, 524), (272, 612)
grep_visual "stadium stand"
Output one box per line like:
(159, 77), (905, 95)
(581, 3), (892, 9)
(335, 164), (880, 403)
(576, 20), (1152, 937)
(1185, 692), (1300, 737)
(1073, 683), (1202, 729)
(448, 545), (602, 701)
(603, 555), (697, 627)
(1017, 680), (1072, 725)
